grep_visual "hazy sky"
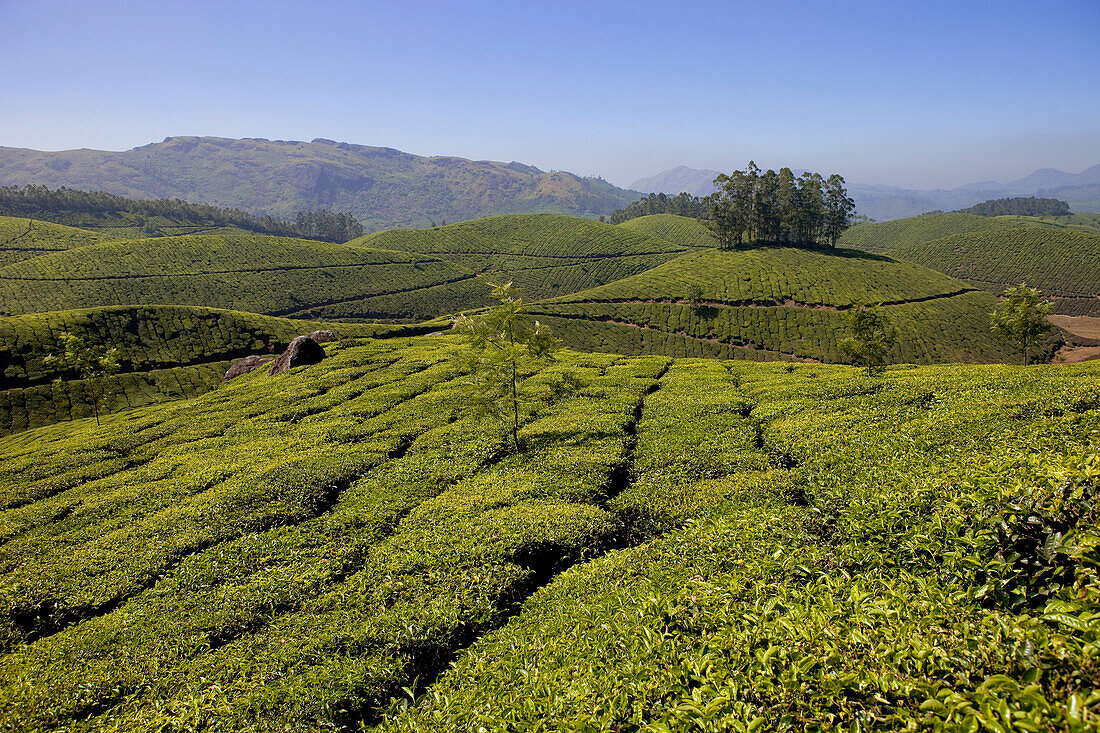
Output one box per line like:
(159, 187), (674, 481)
(2, 0), (1098, 189)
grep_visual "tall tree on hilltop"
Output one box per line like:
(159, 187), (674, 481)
(824, 174), (856, 247)
(705, 164), (850, 248)
(776, 167), (799, 243)
(798, 172), (826, 243)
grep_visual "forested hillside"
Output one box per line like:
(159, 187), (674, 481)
(0, 137), (640, 231)
(0, 185), (362, 242)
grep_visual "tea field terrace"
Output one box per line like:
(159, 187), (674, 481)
(528, 245), (1017, 364)
(354, 214), (695, 302)
(0, 336), (1096, 730)
(0, 305), (412, 435)
(0, 231), (485, 321)
(840, 213), (1100, 316)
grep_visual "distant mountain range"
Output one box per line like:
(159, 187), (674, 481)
(0, 137), (641, 232)
(3, 136), (1097, 227)
(630, 165), (1100, 221)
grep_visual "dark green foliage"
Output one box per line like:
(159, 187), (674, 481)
(839, 302), (899, 375)
(0, 184), (365, 242)
(958, 197), (1072, 217)
(293, 209), (364, 242)
(609, 192), (710, 224)
(708, 163), (855, 248)
(992, 284), (1055, 366)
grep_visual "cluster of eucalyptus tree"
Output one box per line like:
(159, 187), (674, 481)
(706, 162), (855, 249)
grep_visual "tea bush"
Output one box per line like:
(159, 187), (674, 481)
(0, 338), (1096, 731)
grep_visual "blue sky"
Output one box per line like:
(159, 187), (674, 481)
(2, 0), (1098, 189)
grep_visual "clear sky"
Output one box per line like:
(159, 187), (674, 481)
(2, 0), (1098, 189)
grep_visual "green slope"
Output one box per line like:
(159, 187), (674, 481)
(528, 246), (1015, 364)
(840, 213), (1100, 316)
(355, 214), (689, 301)
(990, 212), (1100, 235)
(838, 212), (1009, 253)
(0, 305), (411, 435)
(0, 337), (1095, 730)
(888, 228), (1100, 316)
(0, 216), (104, 267)
(0, 231), (485, 320)
(841, 211), (1100, 254)
(618, 213), (718, 248)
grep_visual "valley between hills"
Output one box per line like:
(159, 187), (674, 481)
(0, 187), (1097, 731)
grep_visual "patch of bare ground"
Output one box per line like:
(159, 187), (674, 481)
(1050, 314), (1100, 341)
(1053, 345), (1100, 363)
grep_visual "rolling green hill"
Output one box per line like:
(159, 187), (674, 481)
(0, 231), (486, 321)
(838, 213), (1009, 253)
(528, 246), (1016, 364)
(840, 211), (1100, 253)
(355, 214), (690, 301)
(617, 213), (718, 248)
(0, 216), (104, 266)
(0, 305), (411, 435)
(989, 212), (1100, 234)
(0, 336), (1095, 730)
(0, 137), (641, 231)
(840, 213), (1100, 316)
(886, 228), (1100, 316)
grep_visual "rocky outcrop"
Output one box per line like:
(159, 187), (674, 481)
(267, 335), (326, 376)
(223, 354), (275, 381)
(307, 330), (337, 344)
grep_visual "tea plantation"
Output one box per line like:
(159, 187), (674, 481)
(528, 247), (1016, 364)
(838, 212), (1100, 255)
(0, 232), (485, 320)
(618, 214), (719, 249)
(840, 213), (1100, 315)
(0, 335), (1096, 731)
(882, 228), (1100, 317)
(0, 305), (412, 435)
(0, 216), (104, 268)
(355, 214), (691, 301)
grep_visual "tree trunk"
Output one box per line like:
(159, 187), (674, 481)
(511, 358), (519, 451)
